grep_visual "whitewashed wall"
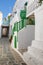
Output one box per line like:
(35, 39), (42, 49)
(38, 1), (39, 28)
(13, 0), (28, 12)
(34, 4), (43, 41)
(9, 25), (12, 37)
(0, 25), (2, 38)
(18, 25), (35, 49)
(11, 36), (14, 48)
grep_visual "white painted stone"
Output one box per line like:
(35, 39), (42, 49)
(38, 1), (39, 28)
(23, 5), (43, 65)
(18, 25), (35, 49)
(0, 25), (2, 38)
(11, 25), (35, 49)
(11, 36), (14, 48)
(34, 4), (43, 41)
(9, 25), (12, 37)
(23, 46), (43, 65)
(32, 40), (43, 50)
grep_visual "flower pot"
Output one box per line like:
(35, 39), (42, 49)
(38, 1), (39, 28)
(42, 1), (43, 4)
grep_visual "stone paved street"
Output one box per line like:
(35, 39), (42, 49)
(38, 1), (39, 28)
(0, 38), (26, 65)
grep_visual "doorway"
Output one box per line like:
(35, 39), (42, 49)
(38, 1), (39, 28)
(1, 26), (9, 37)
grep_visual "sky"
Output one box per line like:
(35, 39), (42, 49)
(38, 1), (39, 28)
(0, 0), (16, 18)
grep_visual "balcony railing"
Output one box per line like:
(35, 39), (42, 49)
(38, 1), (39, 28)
(27, 0), (41, 16)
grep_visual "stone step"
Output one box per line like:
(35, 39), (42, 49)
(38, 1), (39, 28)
(27, 47), (43, 62)
(18, 49), (27, 54)
(23, 46), (43, 65)
(0, 38), (26, 65)
(23, 51), (43, 65)
(32, 40), (43, 50)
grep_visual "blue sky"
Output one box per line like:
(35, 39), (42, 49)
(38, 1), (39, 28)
(0, 0), (16, 18)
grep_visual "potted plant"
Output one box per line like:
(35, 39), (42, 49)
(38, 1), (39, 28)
(39, 0), (42, 5)
(42, 0), (43, 4)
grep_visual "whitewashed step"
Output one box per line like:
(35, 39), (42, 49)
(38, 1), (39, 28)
(23, 51), (43, 65)
(31, 40), (43, 50)
(23, 46), (43, 65)
(28, 47), (43, 62)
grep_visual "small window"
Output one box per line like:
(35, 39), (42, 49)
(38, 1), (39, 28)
(25, 2), (28, 6)
(14, 11), (17, 14)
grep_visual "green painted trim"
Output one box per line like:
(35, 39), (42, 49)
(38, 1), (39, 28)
(17, 22), (19, 32)
(14, 36), (17, 48)
(22, 19), (24, 28)
(19, 21), (22, 30)
(12, 22), (19, 36)
(24, 19), (26, 27)
(19, 19), (26, 30)
(17, 22), (19, 31)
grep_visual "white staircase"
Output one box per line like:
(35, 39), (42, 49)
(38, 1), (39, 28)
(23, 45), (43, 65)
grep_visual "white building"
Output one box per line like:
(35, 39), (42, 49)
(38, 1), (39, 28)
(0, 12), (11, 38)
(23, 0), (43, 65)
(10, 0), (35, 53)
(0, 12), (3, 38)
(0, 11), (3, 22)
(10, 0), (43, 65)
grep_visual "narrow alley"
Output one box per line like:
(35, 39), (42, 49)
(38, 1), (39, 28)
(0, 0), (43, 65)
(0, 38), (26, 65)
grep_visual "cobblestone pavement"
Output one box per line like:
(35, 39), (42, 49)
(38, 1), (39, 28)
(0, 38), (26, 65)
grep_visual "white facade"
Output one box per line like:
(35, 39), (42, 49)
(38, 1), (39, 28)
(35, 5), (43, 41)
(18, 25), (35, 49)
(0, 11), (3, 22)
(23, 3), (43, 65)
(0, 26), (2, 38)
(10, 0), (43, 65)
(27, 0), (40, 17)
(11, 25), (35, 49)
(10, 0), (35, 50)
(10, 0), (29, 26)
(13, 0), (28, 12)
(0, 12), (3, 38)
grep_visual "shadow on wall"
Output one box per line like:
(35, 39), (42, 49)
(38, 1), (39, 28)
(18, 25), (35, 49)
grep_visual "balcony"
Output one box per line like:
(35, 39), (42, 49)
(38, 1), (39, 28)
(27, 0), (41, 17)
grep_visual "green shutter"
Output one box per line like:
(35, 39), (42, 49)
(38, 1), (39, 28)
(22, 20), (24, 28)
(18, 22), (20, 31)
(19, 19), (26, 30)
(20, 10), (26, 19)
(24, 19), (27, 27)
